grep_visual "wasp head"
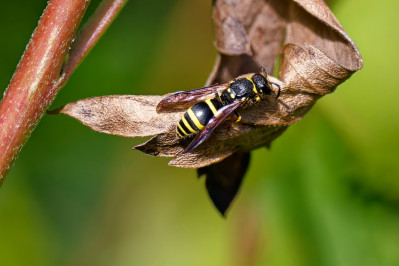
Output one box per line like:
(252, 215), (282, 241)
(252, 73), (272, 96)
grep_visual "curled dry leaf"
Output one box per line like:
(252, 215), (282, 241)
(52, 0), (362, 214)
(50, 95), (181, 138)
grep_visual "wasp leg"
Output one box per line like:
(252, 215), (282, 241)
(234, 111), (241, 123)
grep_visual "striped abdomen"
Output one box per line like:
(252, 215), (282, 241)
(177, 98), (223, 137)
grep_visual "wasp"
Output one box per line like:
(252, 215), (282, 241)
(156, 68), (281, 154)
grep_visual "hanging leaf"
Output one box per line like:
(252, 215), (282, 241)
(197, 152), (251, 216)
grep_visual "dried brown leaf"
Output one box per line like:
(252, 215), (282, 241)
(54, 0), (362, 168)
(51, 95), (181, 138)
(53, 0), (363, 213)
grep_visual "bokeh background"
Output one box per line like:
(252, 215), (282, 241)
(1, 0), (398, 265)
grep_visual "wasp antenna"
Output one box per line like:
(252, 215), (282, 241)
(271, 82), (281, 99)
(260, 66), (268, 78)
(260, 66), (268, 77)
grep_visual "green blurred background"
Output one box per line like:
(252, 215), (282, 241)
(1, 0), (398, 265)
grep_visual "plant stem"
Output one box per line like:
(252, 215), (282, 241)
(0, 0), (127, 186)
(60, 0), (128, 85)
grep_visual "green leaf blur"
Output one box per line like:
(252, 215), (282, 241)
(0, 0), (398, 265)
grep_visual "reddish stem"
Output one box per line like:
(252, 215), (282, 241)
(60, 0), (128, 85)
(0, 0), (127, 185)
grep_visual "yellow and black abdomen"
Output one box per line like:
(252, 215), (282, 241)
(177, 98), (223, 137)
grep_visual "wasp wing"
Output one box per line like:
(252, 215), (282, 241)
(156, 84), (228, 113)
(183, 100), (245, 154)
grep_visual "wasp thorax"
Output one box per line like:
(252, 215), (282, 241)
(220, 78), (254, 104)
(230, 78), (254, 98)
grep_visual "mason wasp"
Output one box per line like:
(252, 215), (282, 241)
(156, 68), (281, 153)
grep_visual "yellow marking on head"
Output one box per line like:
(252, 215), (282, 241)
(255, 95), (261, 103)
(227, 88), (231, 92)
(178, 123), (189, 136)
(188, 108), (204, 130)
(205, 99), (218, 115)
(182, 116), (197, 133)
(230, 93), (235, 99)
